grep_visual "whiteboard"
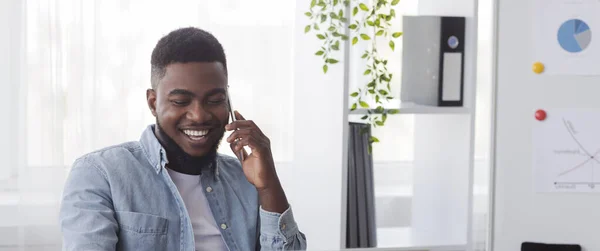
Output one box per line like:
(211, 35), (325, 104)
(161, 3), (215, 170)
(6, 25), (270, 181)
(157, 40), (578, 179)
(493, 0), (600, 250)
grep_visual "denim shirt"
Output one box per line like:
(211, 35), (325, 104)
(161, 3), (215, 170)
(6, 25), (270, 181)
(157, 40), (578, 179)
(59, 125), (307, 251)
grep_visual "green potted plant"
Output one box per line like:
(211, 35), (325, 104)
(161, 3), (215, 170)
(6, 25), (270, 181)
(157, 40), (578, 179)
(304, 0), (403, 153)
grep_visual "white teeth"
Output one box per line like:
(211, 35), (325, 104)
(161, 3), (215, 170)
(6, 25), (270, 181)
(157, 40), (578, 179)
(183, 129), (209, 137)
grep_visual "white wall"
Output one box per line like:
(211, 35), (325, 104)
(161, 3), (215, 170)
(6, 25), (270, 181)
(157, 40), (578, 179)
(0, 0), (21, 182)
(290, 1), (347, 250)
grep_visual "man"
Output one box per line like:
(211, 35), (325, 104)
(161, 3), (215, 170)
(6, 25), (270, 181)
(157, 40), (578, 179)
(59, 27), (307, 251)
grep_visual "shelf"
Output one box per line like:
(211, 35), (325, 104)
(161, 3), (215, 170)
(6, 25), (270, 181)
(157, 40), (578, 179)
(348, 102), (471, 115)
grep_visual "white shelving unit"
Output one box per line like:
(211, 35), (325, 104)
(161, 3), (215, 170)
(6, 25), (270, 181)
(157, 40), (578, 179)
(349, 100), (471, 115)
(341, 0), (479, 250)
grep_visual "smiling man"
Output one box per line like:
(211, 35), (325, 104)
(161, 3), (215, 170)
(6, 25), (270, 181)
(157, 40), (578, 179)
(59, 27), (306, 251)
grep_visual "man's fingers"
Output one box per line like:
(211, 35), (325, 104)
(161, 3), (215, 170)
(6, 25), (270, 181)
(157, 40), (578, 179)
(234, 110), (245, 120)
(229, 141), (248, 161)
(225, 120), (256, 131)
(226, 128), (252, 143)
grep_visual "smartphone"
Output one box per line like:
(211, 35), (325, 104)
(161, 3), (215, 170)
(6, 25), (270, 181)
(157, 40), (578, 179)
(226, 89), (244, 161)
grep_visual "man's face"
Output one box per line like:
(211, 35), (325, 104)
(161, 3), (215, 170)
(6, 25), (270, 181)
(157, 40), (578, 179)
(147, 62), (229, 157)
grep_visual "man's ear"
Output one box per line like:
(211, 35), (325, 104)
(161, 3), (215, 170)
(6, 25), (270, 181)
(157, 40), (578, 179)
(146, 88), (157, 117)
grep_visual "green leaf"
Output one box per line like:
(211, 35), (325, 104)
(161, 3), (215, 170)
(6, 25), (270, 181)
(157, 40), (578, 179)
(375, 95), (380, 103)
(305, 12), (312, 17)
(361, 115), (368, 120)
(360, 34), (371, 40)
(367, 81), (376, 87)
(332, 44), (339, 50)
(389, 40), (395, 51)
(313, 24), (320, 30)
(315, 50), (324, 56)
(375, 19), (380, 26)
(375, 121), (384, 126)
(367, 144), (372, 154)
(375, 106), (385, 113)
(330, 12), (338, 19)
(390, 9), (396, 17)
(359, 3), (369, 11)
(364, 69), (371, 75)
(305, 25), (311, 33)
(391, 0), (400, 5)
(367, 20), (374, 26)
(353, 6), (359, 16)
(352, 37), (358, 45)
(392, 32), (403, 38)
(376, 30), (384, 36)
(361, 52), (368, 59)
(326, 58), (339, 64)
(349, 24), (357, 29)
(351, 103), (357, 111)
(321, 14), (327, 23)
(350, 92), (359, 97)
(370, 136), (380, 142)
(368, 89), (375, 94)
(334, 0), (339, 5)
(332, 32), (341, 37)
(317, 34), (326, 40)
(386, 15), (392, 21)
(335, 40), (340, 48)
(311, 0), (316, 8)
(323, 64), (328, 73)
(382, 113), (387, 122)
(340, 34), (349, 40)
(359, 101), (369, 108)
(388, 109), (399, 114)
(339, 9), (343, 18)
(378, 89), (388, 95)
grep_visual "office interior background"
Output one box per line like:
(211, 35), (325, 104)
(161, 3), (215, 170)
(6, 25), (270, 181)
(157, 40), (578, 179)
(0, 0), (496, 250)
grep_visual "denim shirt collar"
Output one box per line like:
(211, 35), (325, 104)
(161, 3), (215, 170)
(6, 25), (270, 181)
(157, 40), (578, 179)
(139, 124), (219, 177)
(139, 124), (169, 174)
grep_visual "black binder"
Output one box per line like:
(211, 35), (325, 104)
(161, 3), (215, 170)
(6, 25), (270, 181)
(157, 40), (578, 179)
(521, 241), (582, 251)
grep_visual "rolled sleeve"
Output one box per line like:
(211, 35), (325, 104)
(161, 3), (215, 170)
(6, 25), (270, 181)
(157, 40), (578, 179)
(259, 205), (307, 250)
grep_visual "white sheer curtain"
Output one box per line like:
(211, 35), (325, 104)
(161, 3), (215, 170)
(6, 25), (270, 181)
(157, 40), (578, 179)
(0, 0), (295, 249)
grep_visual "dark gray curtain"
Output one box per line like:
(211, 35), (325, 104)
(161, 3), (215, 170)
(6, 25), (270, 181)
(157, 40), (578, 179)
(346, 122), (377, 248)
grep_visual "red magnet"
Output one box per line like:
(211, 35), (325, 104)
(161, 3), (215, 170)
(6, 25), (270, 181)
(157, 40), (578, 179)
(535, 109), (547, 121)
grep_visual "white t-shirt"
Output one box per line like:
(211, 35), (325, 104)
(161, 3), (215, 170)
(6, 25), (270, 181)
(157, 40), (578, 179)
(166, 168), (229, 251)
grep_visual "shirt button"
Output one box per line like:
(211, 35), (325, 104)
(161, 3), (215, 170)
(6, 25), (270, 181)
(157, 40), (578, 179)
(281, 223), (286, 230)
(206, 186), (213, 193)
(220, 223), (227, 230)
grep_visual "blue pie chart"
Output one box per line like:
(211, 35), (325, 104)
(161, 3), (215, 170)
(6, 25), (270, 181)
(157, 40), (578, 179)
(557, 19), (592, 53)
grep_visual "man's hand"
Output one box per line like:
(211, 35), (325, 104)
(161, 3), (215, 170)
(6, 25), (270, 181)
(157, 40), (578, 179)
(225, 111), (289, 213)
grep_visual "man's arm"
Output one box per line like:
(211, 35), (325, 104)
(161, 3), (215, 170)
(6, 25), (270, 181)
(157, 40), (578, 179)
(258, 204), (307, 250)
(59, 157), (118, 251)
(225, 111), (307, 250)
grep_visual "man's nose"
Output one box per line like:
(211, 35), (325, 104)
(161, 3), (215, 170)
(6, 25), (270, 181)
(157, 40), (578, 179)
(186, 102), (212, 123)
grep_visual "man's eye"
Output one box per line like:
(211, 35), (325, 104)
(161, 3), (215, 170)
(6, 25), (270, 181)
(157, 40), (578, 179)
(171, 100), (190, 106)
(207, 99), (226, 105)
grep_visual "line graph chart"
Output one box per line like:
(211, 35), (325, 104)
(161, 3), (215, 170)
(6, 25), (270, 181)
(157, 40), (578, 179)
(534, 109), (600, 192)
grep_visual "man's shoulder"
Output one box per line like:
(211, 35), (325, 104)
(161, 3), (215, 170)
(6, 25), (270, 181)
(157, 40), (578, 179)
(71, 141), (145, 172)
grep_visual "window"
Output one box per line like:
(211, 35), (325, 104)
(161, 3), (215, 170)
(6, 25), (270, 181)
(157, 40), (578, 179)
(2, 0), (297, 248)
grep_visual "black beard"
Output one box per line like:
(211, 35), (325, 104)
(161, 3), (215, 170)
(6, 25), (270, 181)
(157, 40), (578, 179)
(154, 120), (222, 175)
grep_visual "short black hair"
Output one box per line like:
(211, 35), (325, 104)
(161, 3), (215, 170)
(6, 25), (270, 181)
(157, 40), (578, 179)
(150, 27), (227, 89)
